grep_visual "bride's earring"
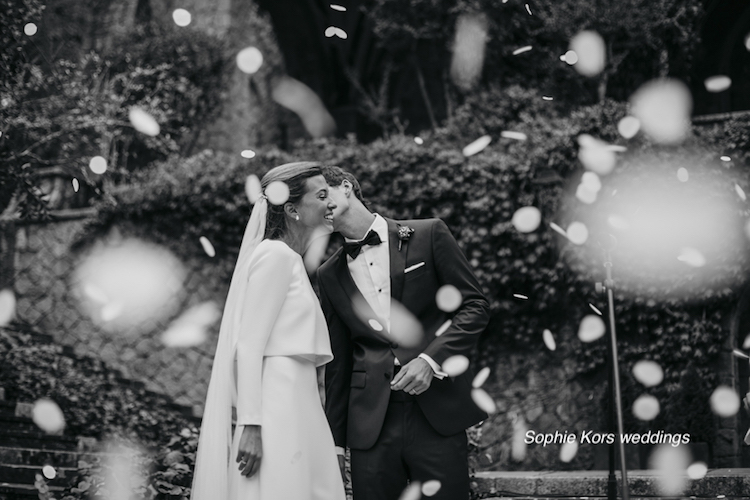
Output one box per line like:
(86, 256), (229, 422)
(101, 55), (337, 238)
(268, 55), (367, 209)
(294, 214), (300, 221)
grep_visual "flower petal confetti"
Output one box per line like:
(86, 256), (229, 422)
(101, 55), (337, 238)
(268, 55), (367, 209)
(390, 300), (424, 348)
(89, 156), (107, 174)
(525, 4), (532, 15)
(630, 78), (692, 145)
(266, 180), (290, 205)
(710, 386), (740, 417)
(563, 50), (579, 65)
(236, 47), (264, 74)
(24, 23), (37, 36)
(32, 399), (65, 433)
(324, 26), (348, 39)
(435, 319), (451, 337)
(330, 4), (346, 11)
(566, 221), (589, 245)
(578, 315), (605, 342)
(543, 329), (556, 351)
(398, 483), (422, 500)
(442, 355), (470, 377)
(472, 367), (491, 388)
(511, 415), (528, 461)
(42, 465), (56, 480)
(513, 45), (532, 55)
(72, 178), (80, 192)
(704, 75), (731, 93)
(617, 116), (641, 139)
(462, 135), (492, 156)
(542, 96), (553, 101)
(414, 137), (424, 145)
(128, 107), (160, 136)
(569, 31), (606, 77)
(677, 167), (689, 182)
(746, 33), (750, 52)
(511, 206), (542, 233)
(687, 462), (708, 480)
(721, 155), (731, 162)
(607, 215), (630, 230)
(513, 294), (528, 300)
(368, 319), (384, 331)
(271, 76), (336, 138)
(677, 247), (706, 267)
(245, 174), (263, 204)
(500, 130), (527, 141)
(588, 303), (602, 315)
(744, 334), (750, 350)
(172, 8), (191, 27)
(745, 427), (750, 446)
(581, 172), (602, 192)
(241, 149), (256, 159)
(0, 289), (16, 327)
(161, 301), (221, 348)
(560, 439), (578, 463)
(735, 184), (746, 201)
(632, 360), (664, 387)
(436, 285), (462, 312)
(450, 14), (488, 90)
(649, 444), (690, 496)
(632, 394), (660, 421)
(199, 236), (215, 257)
(422, 480), (442, 497)
(549, 222), (567, 236)
(575, 183), (597, 204)
(577, 135), (616, 175)
(471, 388), (497, 414)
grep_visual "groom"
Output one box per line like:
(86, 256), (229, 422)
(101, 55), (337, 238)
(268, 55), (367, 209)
(316, 166), (490, 500)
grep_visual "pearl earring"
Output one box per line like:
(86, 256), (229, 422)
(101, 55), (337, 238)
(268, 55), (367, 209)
(294, 214), (300, 221)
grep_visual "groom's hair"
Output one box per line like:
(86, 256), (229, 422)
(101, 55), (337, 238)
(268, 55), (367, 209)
(321, 165), (367, 206)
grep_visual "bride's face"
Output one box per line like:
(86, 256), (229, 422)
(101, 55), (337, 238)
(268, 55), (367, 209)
(294, 175), (336, 231)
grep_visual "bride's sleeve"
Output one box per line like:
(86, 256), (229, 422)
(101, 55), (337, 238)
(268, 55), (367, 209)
(235, 245), (295, 426)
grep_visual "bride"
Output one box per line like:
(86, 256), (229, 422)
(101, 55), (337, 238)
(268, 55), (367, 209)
(191, 162), (345, 500)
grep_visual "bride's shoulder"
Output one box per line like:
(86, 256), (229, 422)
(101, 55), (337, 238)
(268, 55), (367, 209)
(254, 238), (297, 261)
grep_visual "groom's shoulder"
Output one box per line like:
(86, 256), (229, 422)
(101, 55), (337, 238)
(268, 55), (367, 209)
(318, 248), (342, 276)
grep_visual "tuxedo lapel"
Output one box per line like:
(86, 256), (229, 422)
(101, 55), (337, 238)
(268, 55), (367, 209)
(387, 218), (407, 303)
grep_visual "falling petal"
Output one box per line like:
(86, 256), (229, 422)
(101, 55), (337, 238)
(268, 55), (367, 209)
(513, 294), (528, 300)
(128, 108), (160, 136)
(745, 33), (750, 51)
(100, 302), (124, 322)
(32, 399), (65, 433)
(721, 155), (732, 162)
(472, 367), (491, 388)
(303, 226), (332, 274)
(543, 329), (556, 351)
(462, 135), (492, 156)
(500, 131), (527, 141)
(442, 355), (470, 377)
(511, 416), (528, 461)
(566, 221), (589, 245)
(735, 184), (746, 201)
(632, 394), (660, 420)
(745, 428), (750, 446)
(617, 116), (641, 139)
(368, 319), (384, 332)
(589, 303), (602, 315)
(42, 465), (56, 480)
(272, 76), (337, 138)
(542, 96), (553, 101)
(0, 289), (16, 326)
(471, 388), (497, 413)
(89, 156), (107, 174)
(330, 4), (346, 11)
(677, 247), (706, 267)
(578, 315), (605, 342)
(676, 167), (689, 182)
(560, 439), (578, 463)
(24, 23), (37, 36)
(710, 386), (740, 417)
(581, 172), (602, 192)
(632, 360), (664, 387)
(576, 183), (597, 204)
(390, 300), (424, 348)
(732, 348), (749, 360)
(245, 175), (263, 204)
(630, 78), (692, 145)
(450, 14), (488, 90)
(266, 181), (290, 205)
(549, 222), (567, 236)
(511, 206), (542, 233)
(744, 334), (750, 349)
(161, 302), (221, 348)
(172, 8), (191, 27)
(525, 4), (532, 15)
(236, 47), (264, 74)
(569, 31), (606, 77)
(241, 149), (256, 159)
(398, 483), (422, 500)
(578, 135), (616, 175)
(414, 137), (424, 145)
(649, 444), (690, 496)
(422, 480), (442, 497)
(435, 319), (451, 337)
(513, 45), (532, 55)
(687, 461), (708, 480)
(72, 178), (80, 192)
(563, 50), (579, 65)
(436, 285), (462, 312)
(324, 26), (348, 39)
(199, 236), (215, 257)
(607, 215), (630, 230)
(704, 75), (731, 93)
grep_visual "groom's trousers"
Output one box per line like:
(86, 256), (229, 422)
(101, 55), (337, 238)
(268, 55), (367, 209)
(350, 390), (469, 500)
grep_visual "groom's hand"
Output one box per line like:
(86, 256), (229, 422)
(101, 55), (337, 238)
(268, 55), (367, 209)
(390, 358), (433, 395)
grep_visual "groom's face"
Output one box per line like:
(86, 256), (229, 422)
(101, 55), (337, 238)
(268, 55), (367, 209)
(327, 181), (350, 231)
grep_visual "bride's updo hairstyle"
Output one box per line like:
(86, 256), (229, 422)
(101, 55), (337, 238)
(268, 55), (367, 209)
(261, 161), (323, 240)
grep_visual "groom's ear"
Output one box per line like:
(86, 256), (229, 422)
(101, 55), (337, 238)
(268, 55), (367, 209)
(341, 180), (352, 196)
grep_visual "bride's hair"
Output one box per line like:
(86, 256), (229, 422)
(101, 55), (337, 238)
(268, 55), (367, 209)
(260, 161), (323, 240)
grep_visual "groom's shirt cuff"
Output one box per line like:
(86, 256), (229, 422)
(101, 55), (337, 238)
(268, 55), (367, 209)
(418, 353), (447, 379)
(335, 446), (345, 455)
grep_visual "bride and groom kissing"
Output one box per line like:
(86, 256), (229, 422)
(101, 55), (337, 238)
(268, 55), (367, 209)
(191, 162), (490, 500)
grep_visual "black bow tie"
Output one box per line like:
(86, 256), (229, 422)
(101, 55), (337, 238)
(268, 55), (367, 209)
(343, 230), (382, 259)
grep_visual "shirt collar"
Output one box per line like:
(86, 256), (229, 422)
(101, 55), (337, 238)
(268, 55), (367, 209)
(344, 213), (388, 244)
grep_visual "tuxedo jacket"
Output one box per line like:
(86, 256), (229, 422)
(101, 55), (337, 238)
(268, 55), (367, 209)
(318, 217), (490, 451)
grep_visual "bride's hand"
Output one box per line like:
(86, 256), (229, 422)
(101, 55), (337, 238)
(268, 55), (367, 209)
(236, 425), (262, 477)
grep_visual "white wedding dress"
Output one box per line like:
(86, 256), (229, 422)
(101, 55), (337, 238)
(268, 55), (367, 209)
(193, 239), (345, 500)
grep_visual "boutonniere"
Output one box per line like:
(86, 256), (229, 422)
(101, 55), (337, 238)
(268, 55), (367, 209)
(397, 226), (414, 251)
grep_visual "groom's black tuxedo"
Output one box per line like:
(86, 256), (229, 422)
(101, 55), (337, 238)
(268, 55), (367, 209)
(318, 217), (490, 453)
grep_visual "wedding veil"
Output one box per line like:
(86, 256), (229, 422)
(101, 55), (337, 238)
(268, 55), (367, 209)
(190, 197), (268, 500)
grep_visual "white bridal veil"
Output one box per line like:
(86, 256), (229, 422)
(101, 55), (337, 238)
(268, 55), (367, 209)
(190, 197), (268, 500)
